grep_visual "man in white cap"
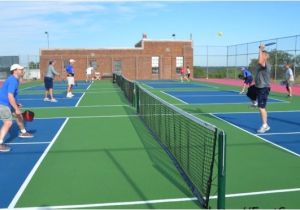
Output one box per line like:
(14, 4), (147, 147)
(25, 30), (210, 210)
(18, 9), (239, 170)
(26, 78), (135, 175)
(0, 64), (33, 152)
(65, 59), (76, 98)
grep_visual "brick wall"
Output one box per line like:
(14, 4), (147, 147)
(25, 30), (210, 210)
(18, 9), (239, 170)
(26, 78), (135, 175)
(40, 39), (193, 81)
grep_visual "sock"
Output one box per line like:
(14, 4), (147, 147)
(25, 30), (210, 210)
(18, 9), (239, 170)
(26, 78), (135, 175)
(21, 129), (27, 134)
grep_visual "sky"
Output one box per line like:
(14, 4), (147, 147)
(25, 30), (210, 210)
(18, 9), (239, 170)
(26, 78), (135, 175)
(0, 1), (300, 56)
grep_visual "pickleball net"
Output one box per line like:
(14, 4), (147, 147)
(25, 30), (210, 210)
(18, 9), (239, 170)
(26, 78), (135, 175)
(113, 74), (226, 209)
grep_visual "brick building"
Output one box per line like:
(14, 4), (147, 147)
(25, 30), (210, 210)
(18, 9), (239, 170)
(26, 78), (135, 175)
(39, 35), (193, 80)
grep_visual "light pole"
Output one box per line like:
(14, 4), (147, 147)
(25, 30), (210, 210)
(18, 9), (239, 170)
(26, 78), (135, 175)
(45, 31), (49, 48)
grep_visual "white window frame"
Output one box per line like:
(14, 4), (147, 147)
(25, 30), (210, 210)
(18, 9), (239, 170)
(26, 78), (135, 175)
(151, 56), (160, 74)
(176, 56), (184, 73)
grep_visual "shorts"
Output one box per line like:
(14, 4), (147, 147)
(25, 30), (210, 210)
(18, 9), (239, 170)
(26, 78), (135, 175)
(67, 76), (75, 86)
(286, 80), (294, 88)
(256, 87), (270, 109)
(0, 105), (12, 120)
(244, 76), (253, 85)
(44, 77), (53, 90)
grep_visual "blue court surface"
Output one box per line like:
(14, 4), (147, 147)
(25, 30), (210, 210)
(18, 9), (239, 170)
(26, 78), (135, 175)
(213, 111), (300, 156)
(17, 93), (83, 108)
(0, 118), (66, 208)
(164, 90), (284, 104)
(138, 80), (177, 83)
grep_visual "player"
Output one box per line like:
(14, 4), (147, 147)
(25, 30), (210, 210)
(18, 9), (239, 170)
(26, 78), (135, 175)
(239, 67), (253, 94)
(283, 63), (294, 97)
(44, 60), (60, 102)
(0, 64), (34, 152)
(255, 44), (272, 134)
(86, 66), (94, 83)
(186, 66), (191, 81)
(180, 67), (188, 82)
(65, 59), (75, 98)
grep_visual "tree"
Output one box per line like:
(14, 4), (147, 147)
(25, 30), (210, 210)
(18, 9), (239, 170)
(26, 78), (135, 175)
(248, 50), (294, 80)
(28, 61), (40, 69)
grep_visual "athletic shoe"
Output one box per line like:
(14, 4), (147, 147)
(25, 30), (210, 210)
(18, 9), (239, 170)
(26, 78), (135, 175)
(66, 93), (73, 98)
(0, 144), (11, 152)
(50, 98), (58, 102)
(257, 125), (270, 134)
(44, 98), (50, 101)
(250, 102), (258, 108)
(19, 132), (34, 138)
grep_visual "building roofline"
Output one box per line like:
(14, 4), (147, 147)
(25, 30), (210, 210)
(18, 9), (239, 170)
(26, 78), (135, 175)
(141, 39), (192, 42)
(40, 39), (193, 53)
(40, 47), (143, 51)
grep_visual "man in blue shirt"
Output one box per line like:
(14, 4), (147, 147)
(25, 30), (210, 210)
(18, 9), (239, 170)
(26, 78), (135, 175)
(65, 59), (75, 98)
(0, 64), (33, 152)
(240, 67), (253, 94)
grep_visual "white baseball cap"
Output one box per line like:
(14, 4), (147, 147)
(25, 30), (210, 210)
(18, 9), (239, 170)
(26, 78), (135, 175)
(10, 64), (24, 71)
(69, 59), (75, 63)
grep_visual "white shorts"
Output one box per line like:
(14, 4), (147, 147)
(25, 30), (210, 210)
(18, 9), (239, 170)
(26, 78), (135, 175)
(0, 105), (12, 120)
(67, 76), (75, 86)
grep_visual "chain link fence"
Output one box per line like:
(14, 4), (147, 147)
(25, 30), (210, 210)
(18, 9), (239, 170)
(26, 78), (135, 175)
(194, 35), (300, 84)
(1, 35), (300, 84)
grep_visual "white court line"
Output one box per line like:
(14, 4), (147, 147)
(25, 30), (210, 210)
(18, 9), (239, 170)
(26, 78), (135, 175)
(86, 83), (92, 90)
(161, 91), (188, 104)
(211, 110), (300, 115)
(175, 101), (287, 106)
(141, 83), (155, 89)
(30, 104), (131, 109)
(84, 90), (122, 93)
(36, 114), (140, 120)
(258, 131), (300, 136)
(12, 187), (300, 209)
(167, 94), (246, 97)
(75, 92), (85, 107)
(19, 85), (41, 91)
(7, 142), (50, 145)
(210, 113), (300, 158)
(18, 97), (81, 101)
(8, 118), (69, 209)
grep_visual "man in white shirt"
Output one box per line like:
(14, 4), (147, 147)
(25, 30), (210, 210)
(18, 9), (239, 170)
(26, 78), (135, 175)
(86, 66), (94, 83)
(284, 64), (294, 97)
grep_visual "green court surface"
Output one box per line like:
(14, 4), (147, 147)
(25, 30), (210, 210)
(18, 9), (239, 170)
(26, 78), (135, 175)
(9, 80), (300, 208)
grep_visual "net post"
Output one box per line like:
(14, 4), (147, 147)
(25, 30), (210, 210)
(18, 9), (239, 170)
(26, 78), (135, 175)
(217, 130), (226, 209)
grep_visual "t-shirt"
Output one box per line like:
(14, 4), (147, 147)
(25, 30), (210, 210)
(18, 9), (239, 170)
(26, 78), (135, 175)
(243, 69), (252, 78)
(255, 62), (271, 88)
(180, 68), (186, 75)
(86, 67), (93, 75)
(285, 68), (294, 81)
(0, 75), (19, 108)
(66, 64), (74, 76)
(45, 65), (59, 78)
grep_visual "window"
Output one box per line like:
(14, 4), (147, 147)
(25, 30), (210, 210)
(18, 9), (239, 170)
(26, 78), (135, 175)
(152, 56), (159, 74)
(176, 56), (184, 74)
(113, 60), (122, 74)
(89, 60), (97, 70)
